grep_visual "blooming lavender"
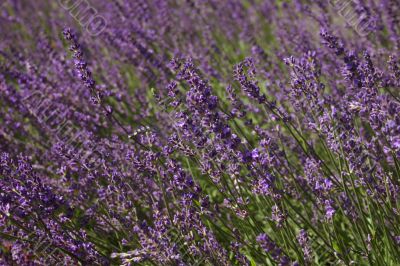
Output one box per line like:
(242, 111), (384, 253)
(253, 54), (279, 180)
(0, 0), (400, 265)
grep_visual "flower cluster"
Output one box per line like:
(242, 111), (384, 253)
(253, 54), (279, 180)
(0, 0), (400, 265)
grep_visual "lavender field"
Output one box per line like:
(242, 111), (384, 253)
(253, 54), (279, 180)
(0, 0), (400, 265)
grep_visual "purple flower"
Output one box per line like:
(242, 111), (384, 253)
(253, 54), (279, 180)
(324, 200), (336, 220)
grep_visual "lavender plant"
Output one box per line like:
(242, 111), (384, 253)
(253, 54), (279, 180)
(0, 0), (399, 265)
